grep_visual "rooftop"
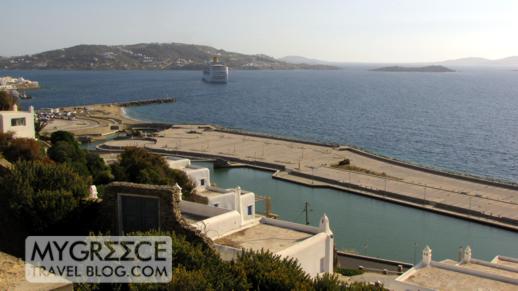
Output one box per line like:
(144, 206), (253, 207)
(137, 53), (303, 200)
(215, 223), (312, 253)
(404, 265), (518, 291)
(458, 261), (518, 280)
(494, 256), (518, 269)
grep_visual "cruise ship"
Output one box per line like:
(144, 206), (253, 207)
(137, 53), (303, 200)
(202, 57), (229, 83)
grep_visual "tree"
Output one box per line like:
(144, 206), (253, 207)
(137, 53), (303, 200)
(0, 161), (89, 232)
(86, 151), (113, 184)
(111, 147), (195, 196)
(3, 138), (45, 162)
(50, 130), (76, 145)
(47, 140), (90, 176)
(0, 90), (18, 111)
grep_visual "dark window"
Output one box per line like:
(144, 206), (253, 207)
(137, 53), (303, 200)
(120, 195), (159, 234)
(247, 205), (253, 215)
(11, 117), (26, 126)
(214, 203), (219, 208)
(200, 179), (205, 186)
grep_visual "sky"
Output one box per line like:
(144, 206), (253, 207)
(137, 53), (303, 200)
(1, 0), (517, 63)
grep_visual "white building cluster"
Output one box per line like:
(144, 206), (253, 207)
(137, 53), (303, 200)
(168, 158), (334, 277)
(0, 76), (39, 90)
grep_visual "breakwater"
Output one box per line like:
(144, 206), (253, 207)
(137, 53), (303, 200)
(114, 97), (176, 107)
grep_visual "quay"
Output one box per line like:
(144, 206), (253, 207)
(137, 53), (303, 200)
(98, 124), (518, 232)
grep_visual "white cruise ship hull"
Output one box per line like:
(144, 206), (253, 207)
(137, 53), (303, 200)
(203, 65), (229, 83)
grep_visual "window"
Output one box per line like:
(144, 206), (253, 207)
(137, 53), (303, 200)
(247, 205), (253, 215)
(200, 179), (205, 186)
(213, 203), (219, 208)
(11, 117), (26, 126)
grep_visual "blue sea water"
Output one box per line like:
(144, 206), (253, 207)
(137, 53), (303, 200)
(6, 68), (518, 182)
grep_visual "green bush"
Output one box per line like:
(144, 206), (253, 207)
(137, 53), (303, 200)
(336, 268), (364, 277)
(111, 147), (195, 197)
(50, 130), (76, 145)
(235, 249), (313, 290)
(0, 160), (89, 232)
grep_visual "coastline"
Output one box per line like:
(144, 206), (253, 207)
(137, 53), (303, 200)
(97, 125), (518, 232)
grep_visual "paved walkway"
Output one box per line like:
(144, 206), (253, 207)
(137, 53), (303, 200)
(102, 125), (518, 229)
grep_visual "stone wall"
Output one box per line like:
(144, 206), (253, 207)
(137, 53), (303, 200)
(102, 181), (214, 248)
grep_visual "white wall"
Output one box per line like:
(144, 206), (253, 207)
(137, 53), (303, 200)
(193, 211), (243, 239)
(179, 200), (230, 217)
(184, 167), (211, 191)
(0, 111), (35, 139)
(206, 191), (236, 210)
(240, 192), (256, 221)
(275, 232), (334, 278)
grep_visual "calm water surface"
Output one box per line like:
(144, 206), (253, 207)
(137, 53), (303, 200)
(196, 162), (518, 263)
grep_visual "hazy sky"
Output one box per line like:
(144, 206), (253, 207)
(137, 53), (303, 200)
(1, 0), (517, 62)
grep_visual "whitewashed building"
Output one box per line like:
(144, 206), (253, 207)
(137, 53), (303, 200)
(170, 158), (334, 277)
(0, 104), (35, 139)
(391, 246), (518, 291)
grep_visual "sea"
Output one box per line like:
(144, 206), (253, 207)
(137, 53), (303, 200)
(8, 68), (518, 182)
(5, 68), (518, 261)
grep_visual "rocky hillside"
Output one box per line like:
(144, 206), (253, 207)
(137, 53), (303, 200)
(0, 43), (337, 70)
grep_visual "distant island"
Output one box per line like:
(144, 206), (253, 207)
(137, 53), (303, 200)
(0, 43), (338, 71)
(371, 65), (455, 72)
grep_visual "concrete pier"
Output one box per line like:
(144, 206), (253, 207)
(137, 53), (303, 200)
(99, 124), (518, 231)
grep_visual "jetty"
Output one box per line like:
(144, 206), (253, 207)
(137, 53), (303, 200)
(114, 97), (176, 107)
(98, 124), (518, 232)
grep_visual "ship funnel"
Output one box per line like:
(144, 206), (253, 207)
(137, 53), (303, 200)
(212, 56), (219, 63)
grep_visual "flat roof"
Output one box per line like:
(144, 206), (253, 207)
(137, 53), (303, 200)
(494, 257), (518, 269)
(197, 188), (234, 198)
(458, 262), (518, 280)
(215, 223), (312, 253)
(181, 212), (209, 224)
(403, 265), (518, 291)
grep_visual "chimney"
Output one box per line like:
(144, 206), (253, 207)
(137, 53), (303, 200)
(12, 104), (18, 112)
(422, 246), (432, 266)
(463, 245), (472, 263)
(319, 213), (332, 235)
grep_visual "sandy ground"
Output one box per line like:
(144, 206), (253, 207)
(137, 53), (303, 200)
(41, 104), (140, 138)
(102, 125), (518, 226)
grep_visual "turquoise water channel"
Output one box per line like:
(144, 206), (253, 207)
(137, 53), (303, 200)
(194, 162), (518, 264)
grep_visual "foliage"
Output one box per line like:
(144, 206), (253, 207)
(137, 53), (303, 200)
(50, 130), (76, 145)
(34, 119), (48, 138)
(0, 161), (89, 232)
(314, 273), (344, 291)
(48, 140), (90, 176)
(0, 132), (14, 150)
(235, 249), (313, 290)
(2, 138), (45, 162)
(0, 90), (18, 110)
(336, 268), (365, 277)
(47, 131), (112, 184)
(86, 151), (113, 184)
(111, 147), (195, 196)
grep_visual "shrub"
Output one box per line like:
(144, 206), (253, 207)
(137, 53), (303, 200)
(235, 249), (313, 290)
(0, 160), (89, 232)
(50, 130), (76, 145)
(3, 138), (45, 162)
(336, 268), (364, 277)
(111, 147), (195, 197)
